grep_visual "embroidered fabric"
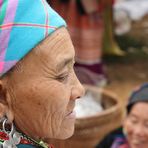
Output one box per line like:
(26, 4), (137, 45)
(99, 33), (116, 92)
(0, 131), (54, 148)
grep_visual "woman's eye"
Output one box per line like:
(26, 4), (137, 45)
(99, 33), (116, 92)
(129, 117), (138, 124)
(56, 73), (69, 82)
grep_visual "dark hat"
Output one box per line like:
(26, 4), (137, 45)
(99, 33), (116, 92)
(127, 83), (148, 112)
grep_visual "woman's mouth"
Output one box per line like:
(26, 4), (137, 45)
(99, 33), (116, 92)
(66, 111), (76, 119)
(131, 139), (146, 147)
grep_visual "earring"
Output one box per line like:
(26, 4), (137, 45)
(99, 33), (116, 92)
(1, 117), (21, 148)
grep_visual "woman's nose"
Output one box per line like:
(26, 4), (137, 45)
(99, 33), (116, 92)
(134, 125), (145, 137)
(70, 74), (85, 100)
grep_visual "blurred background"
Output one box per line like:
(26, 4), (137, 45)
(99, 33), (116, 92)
(47, 0), (148, 147)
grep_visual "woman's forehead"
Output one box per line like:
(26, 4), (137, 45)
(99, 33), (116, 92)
(34, 28), (75, 60)
(129, 102), (148, 119)
(21, 27), (75, 73)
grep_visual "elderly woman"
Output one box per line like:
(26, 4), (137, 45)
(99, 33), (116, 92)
(0, 0), (84, 147)
(97, 83), (148, 148)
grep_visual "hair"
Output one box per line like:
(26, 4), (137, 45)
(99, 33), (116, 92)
(127, 83), (148, 113)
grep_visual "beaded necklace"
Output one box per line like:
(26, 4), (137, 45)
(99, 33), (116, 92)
(0, 131), (54, 148)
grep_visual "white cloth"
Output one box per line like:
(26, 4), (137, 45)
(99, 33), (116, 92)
(114, 0), (148, 21)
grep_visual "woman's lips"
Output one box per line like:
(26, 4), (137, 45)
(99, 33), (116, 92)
(66, 111), (76, 119)
(131, 139), (146, 147)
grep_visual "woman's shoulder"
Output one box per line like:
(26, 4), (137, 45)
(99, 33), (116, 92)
(96, 127), (125, 148)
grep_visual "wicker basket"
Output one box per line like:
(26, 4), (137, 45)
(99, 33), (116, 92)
(128, 15), (148, 46)
(52, 85), (124, 148)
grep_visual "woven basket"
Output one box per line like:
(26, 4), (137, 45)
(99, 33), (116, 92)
(52, 85), (124, 148)
(128, 15), (148, 46)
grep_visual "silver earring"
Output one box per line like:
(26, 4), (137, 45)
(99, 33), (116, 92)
(1, 117), (21, 148)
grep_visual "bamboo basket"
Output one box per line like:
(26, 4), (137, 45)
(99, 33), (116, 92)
(52, 85), (124, 148)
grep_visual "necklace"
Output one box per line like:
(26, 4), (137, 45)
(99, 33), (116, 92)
(0, 118), (54, 148)
(20, 132), (54, 148)
(0, 131), (54, 148)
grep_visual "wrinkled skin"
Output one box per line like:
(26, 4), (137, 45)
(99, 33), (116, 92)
(123, 102), (148, 148)
(0, 27), (85, 141)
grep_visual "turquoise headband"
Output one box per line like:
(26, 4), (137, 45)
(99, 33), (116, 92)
(0, 0), (66, 76)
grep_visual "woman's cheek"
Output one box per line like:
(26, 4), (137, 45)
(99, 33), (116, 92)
(49, 110), (65, 138)
(125, 120), (135, 139)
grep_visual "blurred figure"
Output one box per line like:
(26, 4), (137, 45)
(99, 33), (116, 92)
(102, 0), (125, 55)
(96, 83), (148, 148)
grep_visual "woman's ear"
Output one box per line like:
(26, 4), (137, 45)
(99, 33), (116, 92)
(0, 80), (14, 122)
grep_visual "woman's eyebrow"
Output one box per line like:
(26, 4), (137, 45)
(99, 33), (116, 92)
(56, 58), (74, 71)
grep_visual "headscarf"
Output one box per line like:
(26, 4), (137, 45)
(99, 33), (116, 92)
(0, 0), (66, 76)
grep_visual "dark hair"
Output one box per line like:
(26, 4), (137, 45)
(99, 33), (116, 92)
(127, 83), (148, 113)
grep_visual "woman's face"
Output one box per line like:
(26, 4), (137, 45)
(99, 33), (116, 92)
(4, 27), (85, 140)
(123, 102), (148, 148)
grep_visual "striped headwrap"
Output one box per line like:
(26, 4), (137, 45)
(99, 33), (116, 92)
(0, 0), (66, 76)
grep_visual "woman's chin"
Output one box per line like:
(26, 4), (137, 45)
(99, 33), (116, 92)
(44, 130), (74, 144)
(43, 127), (74, 143)
(58, 132), (74, 140)
(55, 127), (74, 140)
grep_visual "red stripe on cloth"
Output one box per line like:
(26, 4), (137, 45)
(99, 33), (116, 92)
(41, 0), (49, 37)
(0, 23), (57, 30)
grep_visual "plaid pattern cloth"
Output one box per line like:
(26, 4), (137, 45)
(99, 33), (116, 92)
(0, 0), (66, 76)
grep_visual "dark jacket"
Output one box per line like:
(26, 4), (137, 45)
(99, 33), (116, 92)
(96, 127), (126, 148)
